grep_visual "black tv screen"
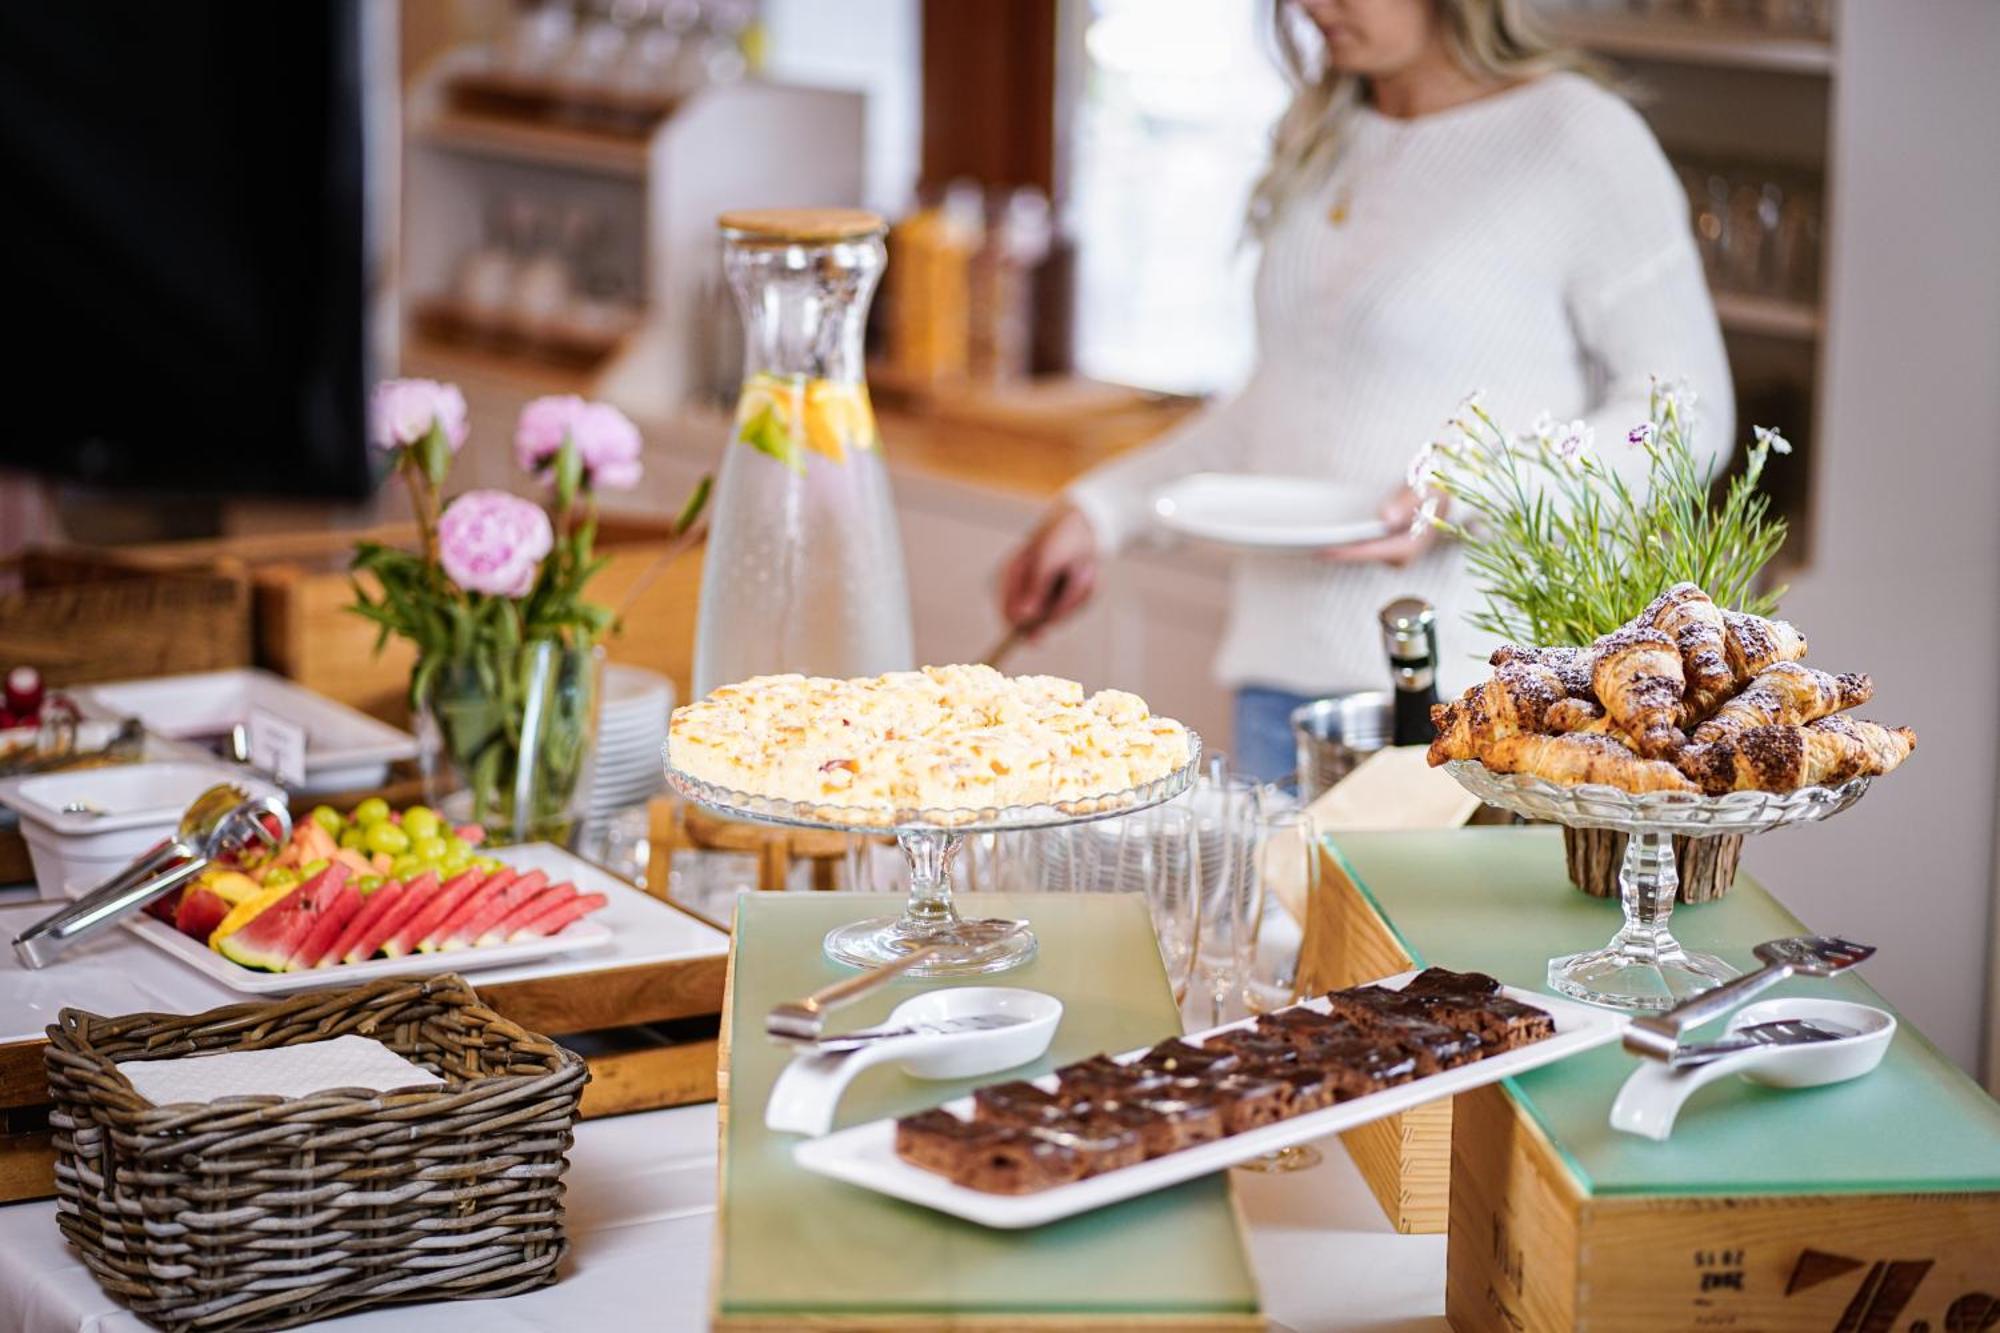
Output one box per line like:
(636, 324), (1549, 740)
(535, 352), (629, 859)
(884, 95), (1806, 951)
(0, 2), (377, 499)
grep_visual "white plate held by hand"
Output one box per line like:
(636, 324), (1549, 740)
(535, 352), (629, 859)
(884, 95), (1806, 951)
(1151, 473), (1391, 551)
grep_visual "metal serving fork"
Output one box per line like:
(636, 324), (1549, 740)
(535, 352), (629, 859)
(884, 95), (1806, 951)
(1625, 934), (1875, 1062)
(1665, 1017), (1859, 1070)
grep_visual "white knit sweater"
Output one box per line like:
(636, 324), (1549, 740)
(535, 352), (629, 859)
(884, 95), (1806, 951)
(1069, 73), (1732, 697)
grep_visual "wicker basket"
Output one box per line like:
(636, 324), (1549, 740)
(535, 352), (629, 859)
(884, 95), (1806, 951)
(43, 974), (587, 1333)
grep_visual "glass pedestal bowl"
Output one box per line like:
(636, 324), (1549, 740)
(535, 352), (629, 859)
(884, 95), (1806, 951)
(666, 733), (1201, 978)
(1444, 760), (1871, 1011)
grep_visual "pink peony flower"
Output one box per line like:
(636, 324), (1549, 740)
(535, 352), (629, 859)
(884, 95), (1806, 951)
(437, 490), (554, 598)
(371, 379), (468, 452)
(514, 395), (645, 490)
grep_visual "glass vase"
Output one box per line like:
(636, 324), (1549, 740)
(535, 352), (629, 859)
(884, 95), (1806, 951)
(417, 638), (603, 846)
(692, 208), (914, 698)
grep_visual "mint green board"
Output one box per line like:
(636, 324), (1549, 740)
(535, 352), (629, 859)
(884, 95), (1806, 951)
(717, 892), (1259, 1322)
(1326, 827), (2000, 1197)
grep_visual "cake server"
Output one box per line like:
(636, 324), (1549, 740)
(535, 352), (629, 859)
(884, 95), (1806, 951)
(1623, 934), (1874, 1062)
(1665, 1017), (1855, 1069)
(767, 944), (949, 1042)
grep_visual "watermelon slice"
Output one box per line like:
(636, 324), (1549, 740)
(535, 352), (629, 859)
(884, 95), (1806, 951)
(173, 886), (230, 942)
(315, 878), (404, 969)
(342, 869), (440, 965)
(213, 865), (351, 972)
(284, 881), (363, 971)
(430, 870), (547, 951)
(415, 867), (520, 953)
(383, 869), (487, 959)
(508, 891), (608, 941)
(475, 882), (578, 947)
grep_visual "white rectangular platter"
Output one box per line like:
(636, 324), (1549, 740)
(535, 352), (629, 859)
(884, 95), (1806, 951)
(119, 843), (650, 996)
(792, 972), (1625, 1229)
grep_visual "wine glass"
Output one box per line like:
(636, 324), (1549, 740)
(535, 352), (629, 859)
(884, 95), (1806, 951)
(1235, 785), (1324, 1173)
(1191, 772), (1258, 1028)
(1131, 802), (1202, 1009)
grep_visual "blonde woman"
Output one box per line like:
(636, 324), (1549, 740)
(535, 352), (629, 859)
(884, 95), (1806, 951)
(999, 0), (1731, 779)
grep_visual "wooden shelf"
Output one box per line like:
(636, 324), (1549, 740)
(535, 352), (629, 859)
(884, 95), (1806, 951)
(1713, 288), (1821, 340)
(1542, 10), (1836, 75)
(412, 107), (650, 178)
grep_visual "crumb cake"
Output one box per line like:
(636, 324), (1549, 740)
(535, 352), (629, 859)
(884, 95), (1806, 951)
(667, 663), (1192, 818)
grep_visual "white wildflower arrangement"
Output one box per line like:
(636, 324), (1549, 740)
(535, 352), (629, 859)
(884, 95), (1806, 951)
(1410, 380), (1791, 646)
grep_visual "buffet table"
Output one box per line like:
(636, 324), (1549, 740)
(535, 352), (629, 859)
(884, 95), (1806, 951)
(0, 1103), (1449, 1333)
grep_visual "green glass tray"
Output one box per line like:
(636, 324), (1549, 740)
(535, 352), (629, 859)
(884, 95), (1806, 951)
(716, 891), (1259, 1323)
(1326, 827), (2000, 1196)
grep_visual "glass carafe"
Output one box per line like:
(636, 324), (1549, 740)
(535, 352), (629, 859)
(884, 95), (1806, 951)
(693, 209), (914, 698)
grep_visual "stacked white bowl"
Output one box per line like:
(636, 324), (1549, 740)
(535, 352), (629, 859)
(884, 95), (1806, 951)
(589, 665), (674, 819)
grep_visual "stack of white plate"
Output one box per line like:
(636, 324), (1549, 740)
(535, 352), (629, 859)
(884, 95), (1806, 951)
(589, 666), (674, 818)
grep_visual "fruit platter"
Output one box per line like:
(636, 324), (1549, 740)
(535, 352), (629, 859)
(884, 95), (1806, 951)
(133, 800), (612, 992)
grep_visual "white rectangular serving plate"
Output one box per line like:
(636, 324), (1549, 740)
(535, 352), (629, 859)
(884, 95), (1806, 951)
(792, 973), (1625, 1229)
(117, 843), (639, 996)
(75, 668), (417, 794)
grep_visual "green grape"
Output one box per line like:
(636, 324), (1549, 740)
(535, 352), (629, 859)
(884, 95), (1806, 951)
(352, 797), (391, 827)
(338, 828), (368, 851)
(401, 805), (442, 842)
(309, 805), (344, 836)
(301, 858), (330, 877)
(262, 868), (302, 890)
(441, 835), (470, 861)
(356, 876), (385, 893)
(412, 835), (450, 863)
(365, 822), (411, 856)
(390, 853), (424, 880)
(472, 855), (503, 873)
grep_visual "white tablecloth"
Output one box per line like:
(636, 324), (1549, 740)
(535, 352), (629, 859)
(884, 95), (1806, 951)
(0, 1104), (1445, 1332)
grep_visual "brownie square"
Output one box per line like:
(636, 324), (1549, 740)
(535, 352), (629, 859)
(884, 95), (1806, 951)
(1123, 1087), (1229, 1154)
(1201, 1027), (1303, 1068)
(1323, 988), (1484, 1073)
(1137, 1038), (1242, 1078)
(1401, 967), (1503, 999)
(1209, 1070), (1292, 1133)
(1298, 1032), (1421, 1097)
(1028, 1113), (1147, 1176)
(972, 1080), (1071, 1130)
(1258, 1007), (1371, 1051)
(896, 1109), (1004, 1177)
(1264, 1065), (1337, 1117)
(1404, 993), (1555, 1052)
(949, 1128), (1089, 1194)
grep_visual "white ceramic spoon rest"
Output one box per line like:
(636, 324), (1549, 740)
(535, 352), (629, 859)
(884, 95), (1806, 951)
(1610, 997), (1895, 1141)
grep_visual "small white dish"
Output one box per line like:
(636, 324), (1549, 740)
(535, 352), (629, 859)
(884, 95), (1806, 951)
(1151, 473), (1391, 551)
(74, 669), (416, 795)
(1609, 997), (1895, 1142)
(765, 986), (1063, 1138)
(0, 761), (282, 898)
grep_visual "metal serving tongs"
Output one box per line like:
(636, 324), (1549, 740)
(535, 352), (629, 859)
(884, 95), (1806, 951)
(1623, 934), (1876, 1063)
(11, 784), (292, 969)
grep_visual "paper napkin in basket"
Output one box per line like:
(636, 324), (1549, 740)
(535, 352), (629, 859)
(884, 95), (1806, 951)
(116, 1034), (443, 1106)
(1269, 746), (1483, 922)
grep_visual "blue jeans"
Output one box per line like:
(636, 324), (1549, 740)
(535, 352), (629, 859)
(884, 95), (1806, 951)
(1232, 685), (1317, 784)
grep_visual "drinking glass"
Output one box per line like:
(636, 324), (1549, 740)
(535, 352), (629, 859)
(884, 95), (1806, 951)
(1191, 773), (1258, 1028)
(1234, 787), (1324, 1173)
(1134, 803), (1202, 1008)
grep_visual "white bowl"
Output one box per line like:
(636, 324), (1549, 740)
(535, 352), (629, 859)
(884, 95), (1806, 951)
(885, 986), (1064, 1079)
(0, 761), (279, 898)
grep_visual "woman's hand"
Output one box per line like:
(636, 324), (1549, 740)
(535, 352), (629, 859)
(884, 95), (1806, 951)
(1319, 484), (1441, 567)
(999, 502), (1100, 636)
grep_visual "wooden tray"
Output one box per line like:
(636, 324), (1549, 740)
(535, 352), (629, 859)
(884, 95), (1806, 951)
(713, 891), (1260, 1331)
(1309, 828), (2000, 1331)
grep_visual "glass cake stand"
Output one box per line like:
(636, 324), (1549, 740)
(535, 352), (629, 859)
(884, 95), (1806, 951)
(666, 732), (1202, 977)
(1445, 760), (1872, 1011)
